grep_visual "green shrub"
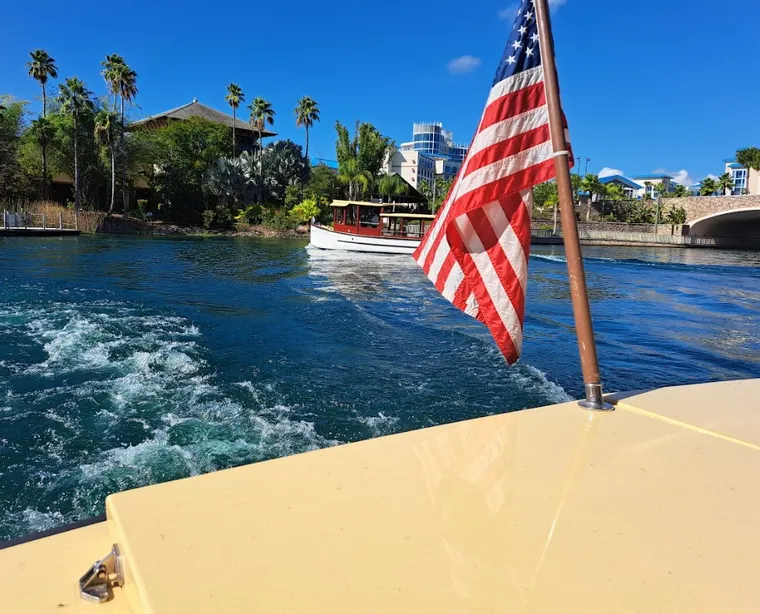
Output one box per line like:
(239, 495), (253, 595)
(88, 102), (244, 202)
(202, 205), (235, 230)
(235, 204), (263, 225)
(289, 198), (320, 224)
(261, 208), (297, 231)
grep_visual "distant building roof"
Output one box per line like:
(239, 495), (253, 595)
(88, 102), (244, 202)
(130, 99), (277, 137)
(727, 163), (744, 169)
(630, 174), (673, 180)
(599, 175), (643, 190)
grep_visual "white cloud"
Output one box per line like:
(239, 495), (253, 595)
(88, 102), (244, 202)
(447, 55), (482, 74)
(598, 167), (624, 178)
(653, 168), (695, 186)
(498, 5), (519, 19)
(706, 173), (719, 180)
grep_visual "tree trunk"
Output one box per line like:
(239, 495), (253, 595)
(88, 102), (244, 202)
(108, 141), (116, 214)
(121, 97), (128, 217)
(301, 125), (309, 202)
(232, 108), (236, 157)
(41, 83), (48, 200)
(552, 203), (558, 234)
(585, 195), (591, 222)
(73, 117), (80, 213)
(257, 129), (262, 205)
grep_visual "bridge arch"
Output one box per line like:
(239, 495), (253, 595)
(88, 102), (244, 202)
(688, 207), (760, 238)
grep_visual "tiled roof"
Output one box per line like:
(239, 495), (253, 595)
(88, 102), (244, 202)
(599, 175), (643, 190)
(131, 100), (277, 137)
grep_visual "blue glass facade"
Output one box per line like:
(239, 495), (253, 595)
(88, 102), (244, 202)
(408, 123), (468, 163)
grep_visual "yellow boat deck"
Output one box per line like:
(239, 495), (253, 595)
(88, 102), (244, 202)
(2, 379), (759, 613)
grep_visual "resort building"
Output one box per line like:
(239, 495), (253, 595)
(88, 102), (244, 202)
(723, 159), (760, 195)
(629, 174), (676, 199)
(599, 175), (643, 199)
(385, 149), (437, 190)
(399, 122), (469, 180)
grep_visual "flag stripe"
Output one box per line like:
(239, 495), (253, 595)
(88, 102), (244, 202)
(464, 124), (551, 180)
(478, 82), (546, 133)
(447, 222), (521, 360)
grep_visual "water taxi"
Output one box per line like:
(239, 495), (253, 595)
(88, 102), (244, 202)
(310, 200), (435, 255)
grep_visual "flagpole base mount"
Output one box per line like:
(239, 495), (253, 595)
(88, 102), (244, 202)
(578, 383), (615, 412)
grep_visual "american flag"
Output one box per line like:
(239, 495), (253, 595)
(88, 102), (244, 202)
(413, 0), (572, 364)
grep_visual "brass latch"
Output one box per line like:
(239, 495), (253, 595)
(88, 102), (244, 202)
(79, 544), (124, 604)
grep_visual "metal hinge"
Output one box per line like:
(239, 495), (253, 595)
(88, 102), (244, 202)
(79, 544), (124, 604)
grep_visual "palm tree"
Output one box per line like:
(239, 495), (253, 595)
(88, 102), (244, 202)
(672, 184), (688, 197)
(26, 49), (58, 198)
(736, 147), (760, 194)
(337, 158), (372, 200)
(717, 172), (734, 196)
(248, 97), (275, 203)
(57, 77), (94, 213)
(225, 83), (244, 156)
(700, 177), (719, 196)
(546, 193), (560, 234)
(642, 181), (653, 201)
(94, 108), (118, 213)
(293, 97), (320, 161)
(102, 55), (137, 216)
(653, 182), (668, 225)
(378, 174), (407, 204)
(603, 183), (624, 201)
(579, 173), (603, 221)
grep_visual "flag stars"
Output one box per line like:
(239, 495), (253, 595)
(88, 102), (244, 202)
(512, 39), (523, 50)
(526, 47), (535, 57)
(519, 25), (528, 36)
(524, 10), (533, 20)
(531, 33), (539, 43)
(506, 55), (517, 65)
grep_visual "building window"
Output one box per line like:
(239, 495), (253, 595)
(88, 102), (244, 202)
(345, 205), (357, 226)
(731, 168), (747, 195)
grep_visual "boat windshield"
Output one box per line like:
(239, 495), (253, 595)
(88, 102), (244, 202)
(360, 208), (380, 228)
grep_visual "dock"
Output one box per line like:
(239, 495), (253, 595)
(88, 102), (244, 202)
(1, 210), (80, 237)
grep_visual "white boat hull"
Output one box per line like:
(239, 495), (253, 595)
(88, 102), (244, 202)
(310, 224), (421, 255)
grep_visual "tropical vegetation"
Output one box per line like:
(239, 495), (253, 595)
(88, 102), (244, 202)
(717, 173), (734, 195)
(334, 121), (392, 201)
(736, 147), (760, 179)
(700, 177), (720, 196)
(26, 49), (57, 198)
(294, 97), (320, 161)
(225, 83), (244, 156)
(419, 176), (454, 212)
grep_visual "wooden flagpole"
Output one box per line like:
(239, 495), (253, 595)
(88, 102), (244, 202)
(534, 0), (613, 411)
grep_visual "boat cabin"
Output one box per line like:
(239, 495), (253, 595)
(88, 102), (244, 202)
(330, 200), (436, 239)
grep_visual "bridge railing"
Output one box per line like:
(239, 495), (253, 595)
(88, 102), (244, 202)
(2, 210), (78, 230)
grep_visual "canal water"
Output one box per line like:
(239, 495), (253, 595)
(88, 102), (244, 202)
(1, 236), (758, 540)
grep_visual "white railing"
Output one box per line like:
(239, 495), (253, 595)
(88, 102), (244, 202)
(2, 210), (78, 231)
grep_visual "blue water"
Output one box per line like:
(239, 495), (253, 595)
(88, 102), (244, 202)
(1, 236), (758, 540)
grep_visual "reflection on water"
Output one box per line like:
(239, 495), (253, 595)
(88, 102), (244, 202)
(0, 236), (758, 541)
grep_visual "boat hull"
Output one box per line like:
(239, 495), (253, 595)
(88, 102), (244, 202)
(310, 224), (421, 255)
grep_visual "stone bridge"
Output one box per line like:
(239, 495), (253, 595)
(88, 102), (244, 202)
(672, 195), (760, 238)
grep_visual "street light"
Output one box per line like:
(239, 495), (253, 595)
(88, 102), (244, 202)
(584, 157), (591, 176)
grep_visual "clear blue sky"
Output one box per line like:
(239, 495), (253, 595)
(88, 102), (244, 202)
(2, 0), (758, 184)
